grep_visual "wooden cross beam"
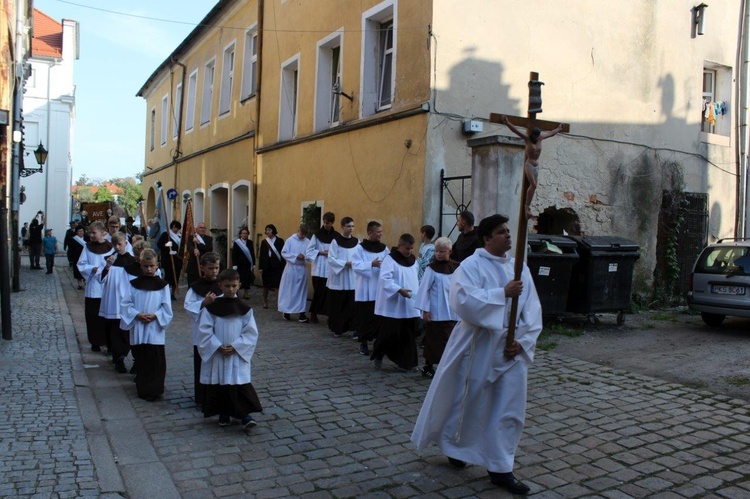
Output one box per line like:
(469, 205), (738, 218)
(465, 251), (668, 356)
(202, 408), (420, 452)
(489, 71), (570, 356)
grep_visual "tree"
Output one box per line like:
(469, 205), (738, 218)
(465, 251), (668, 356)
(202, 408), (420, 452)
(76, 174), (94, 186)
(94, 187), (114, 203)
(111, 177), (143, 217)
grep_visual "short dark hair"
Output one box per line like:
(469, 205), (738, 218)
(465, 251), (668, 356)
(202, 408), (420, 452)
(341, 217), (354, 227)
(238, 226), (250, 236)
(459, 211), (474, 226)
(477, 214), (509, 245)
(265, 224), (278, 235)
(530, 127), (541, 144)
(169, 220), (182, 230)
(398, 233), (415, 246)
(200, 252), (221, 266)
(322, 212), (335, 223)
(218, 268), (240, 282)
(420, 225), (435, 239)
(367, 221), (381, 233)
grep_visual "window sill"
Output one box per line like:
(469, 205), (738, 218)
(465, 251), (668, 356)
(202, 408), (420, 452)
(700, 132), (730, 147)
(240, 94), (256, 104)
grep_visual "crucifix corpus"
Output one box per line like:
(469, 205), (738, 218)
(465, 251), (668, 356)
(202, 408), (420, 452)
(489, 71), (570, 356)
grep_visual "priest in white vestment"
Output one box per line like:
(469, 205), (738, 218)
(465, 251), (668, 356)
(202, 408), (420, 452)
(411, 214), (542, 495)
(278, 224), (311, 322)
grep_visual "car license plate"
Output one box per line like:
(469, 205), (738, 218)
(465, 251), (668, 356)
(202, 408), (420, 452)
(712, 285), (746, 295)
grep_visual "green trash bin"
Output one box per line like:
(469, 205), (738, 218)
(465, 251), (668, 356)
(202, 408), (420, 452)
(527, 234), (579, 317)
(566, 236), (640, 325)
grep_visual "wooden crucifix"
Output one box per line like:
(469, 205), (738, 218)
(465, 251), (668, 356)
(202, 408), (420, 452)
(488, 71), (570, 355)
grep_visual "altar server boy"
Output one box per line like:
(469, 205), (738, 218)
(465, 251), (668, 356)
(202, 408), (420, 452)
(120, 249), (174, 401)
(184, 252), (221, 408)
(371, 234), (421, 371)
(198, 269), (263, 429)
(100, 232), (139, 373)
(78, 221), (115, 352)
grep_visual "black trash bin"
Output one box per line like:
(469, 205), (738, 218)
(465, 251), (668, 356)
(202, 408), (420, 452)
(566, 236), (640, 325)
(527, 234), (579, 317)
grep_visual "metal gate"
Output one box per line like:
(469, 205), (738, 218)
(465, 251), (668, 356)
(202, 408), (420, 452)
(438, 169), (471, 237)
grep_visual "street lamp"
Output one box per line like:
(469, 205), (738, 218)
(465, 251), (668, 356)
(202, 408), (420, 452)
(20, 141), (47, 177)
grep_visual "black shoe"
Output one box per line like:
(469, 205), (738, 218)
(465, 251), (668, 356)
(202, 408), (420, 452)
(241, 415), (257, 429)
(352, 331), (359, 341)
(218, 414), (231, 427)
(359, 343), (369, 356)
(115, 358), (127, 374)
(488, 471), (530, 495)
(91, 345), (101, 352)
(298, 314), (309, 323)
(421, 365), (435, 378)
(333, 332), (342, 338)
(283, 313), (291, 321)
(448, 457), (466, 468)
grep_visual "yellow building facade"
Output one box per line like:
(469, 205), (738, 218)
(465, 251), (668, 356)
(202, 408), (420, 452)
(138, 0), (259, 262)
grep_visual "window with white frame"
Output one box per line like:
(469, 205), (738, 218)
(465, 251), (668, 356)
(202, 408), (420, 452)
(219, 42), (236, 116)
(241, 26), (258, 100)
(279, 55), (299, 141)
(160, 94), (168, 146)
(315, 31), (343, 132)
(701, 63), (731, 139)
(361, 0), (396, 118)
(173, 83), (182, 139)
(200, 59), (215, 126)
(150, 107), (156, 151)
(186, 70), (198, 132)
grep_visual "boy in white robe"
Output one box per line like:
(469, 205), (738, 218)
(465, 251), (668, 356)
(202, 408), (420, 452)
(120, 249), (174, 402)
(411, 214), (543, 495)
(99, 232), (139, 373)
(327, 217), (358, 337)
(413, 237), (459, 378)
(371, 234), (420, 371)
(198, 269), (263, 429)
(278, 224), (310, 322)
(184, 252), (221, 409)
(352, 221), (389, 356)
(305, 212), (338, 323)
(77, 221), (115, 352)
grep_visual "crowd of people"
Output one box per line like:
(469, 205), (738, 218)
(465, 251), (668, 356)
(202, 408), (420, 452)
(48, 207), (542, 494)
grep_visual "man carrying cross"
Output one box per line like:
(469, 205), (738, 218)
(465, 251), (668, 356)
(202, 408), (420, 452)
(501, 115), (563, 219)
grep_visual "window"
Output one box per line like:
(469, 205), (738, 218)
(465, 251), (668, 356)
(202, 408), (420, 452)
(279, 55), (300, 141)
(219, 42), (236, 116)
(701, 63), (731, 141)
(241, 26), (258, 100)
(186, 70), (198, 132)
(361, 0), (396, 118)
(315, 31), (343, 131)
(150, 107), (156, 151)
(173, 83), (182, 139)
(201, 59), (215, 126)
(160, 94), (168, 146)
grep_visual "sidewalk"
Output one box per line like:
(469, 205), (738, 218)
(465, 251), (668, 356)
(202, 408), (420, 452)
(2, 258), (750, 497)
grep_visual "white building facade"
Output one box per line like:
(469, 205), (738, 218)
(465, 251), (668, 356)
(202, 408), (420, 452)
(20, 9), (78, 238)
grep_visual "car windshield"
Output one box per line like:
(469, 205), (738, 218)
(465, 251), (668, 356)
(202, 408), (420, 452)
(695, 246), (750, 276)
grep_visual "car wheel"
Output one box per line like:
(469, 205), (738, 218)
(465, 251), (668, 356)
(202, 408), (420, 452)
(701, 312), (726, 327)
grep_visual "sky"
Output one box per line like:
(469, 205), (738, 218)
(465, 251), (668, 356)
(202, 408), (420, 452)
(34, 0), (216, 182)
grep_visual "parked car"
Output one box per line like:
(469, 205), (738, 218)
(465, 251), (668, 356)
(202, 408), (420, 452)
(687, 238), (750, 326)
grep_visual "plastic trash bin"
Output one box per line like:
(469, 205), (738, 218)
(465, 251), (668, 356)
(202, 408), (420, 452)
(527, 234), (579, 317)
(566, 236), (640, 325)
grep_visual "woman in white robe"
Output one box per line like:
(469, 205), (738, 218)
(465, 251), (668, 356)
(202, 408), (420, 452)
(411, 215), (542, 494)
(277, 225), (310, 321)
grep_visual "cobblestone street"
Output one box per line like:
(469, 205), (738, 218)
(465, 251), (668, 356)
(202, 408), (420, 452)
(2, 258), (750, 497)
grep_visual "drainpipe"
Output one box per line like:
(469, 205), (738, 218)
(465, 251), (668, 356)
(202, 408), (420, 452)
(172, 58), (186, 215)
(741, 0), (750, 237)
(251, 0), (264, 241)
